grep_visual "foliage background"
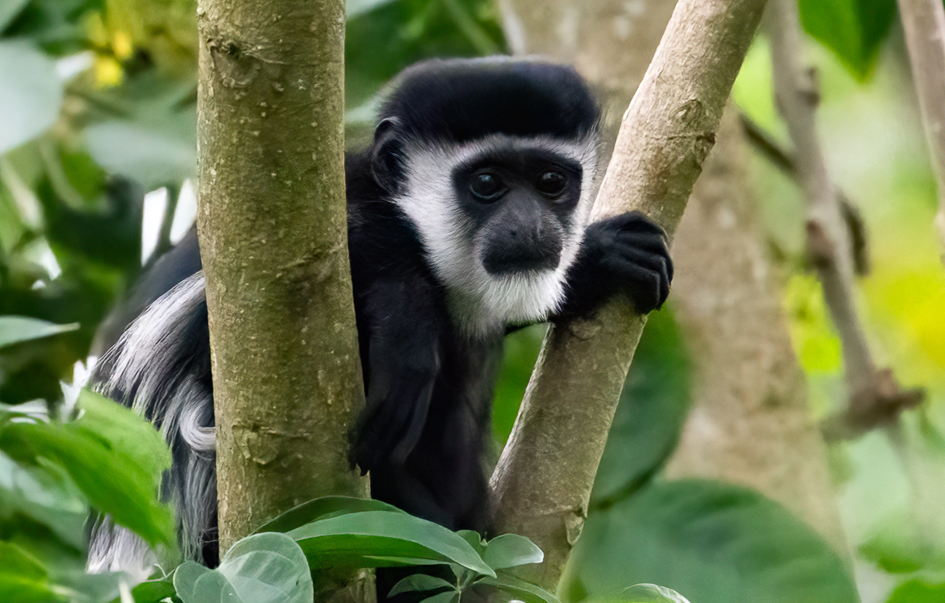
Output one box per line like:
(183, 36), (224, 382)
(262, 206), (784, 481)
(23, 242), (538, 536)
(1, 0), (944, 602)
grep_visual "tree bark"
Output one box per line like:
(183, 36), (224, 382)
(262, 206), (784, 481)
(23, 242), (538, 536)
(196, 0), (369, 597)
(490, 0), (767, 588)
(897, 0), (945, 260)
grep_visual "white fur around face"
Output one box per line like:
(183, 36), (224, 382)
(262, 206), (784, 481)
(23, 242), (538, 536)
(392, 134), (598, 337)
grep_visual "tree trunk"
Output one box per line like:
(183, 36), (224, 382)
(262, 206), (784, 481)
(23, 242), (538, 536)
(196, 0), (370, 598)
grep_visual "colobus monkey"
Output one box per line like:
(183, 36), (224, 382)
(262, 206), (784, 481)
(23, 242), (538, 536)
(87, 57), (673, 577)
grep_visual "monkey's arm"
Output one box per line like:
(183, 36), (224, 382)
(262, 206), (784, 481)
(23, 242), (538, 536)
(350, 276), (447, 473)
(553, 211), (673, 321)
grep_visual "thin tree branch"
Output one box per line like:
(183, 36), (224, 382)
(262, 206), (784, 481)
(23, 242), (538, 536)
(489, 0), (768, 589)
(739, 111), (870, 274)
(768, 0), (923, 441)
(897, 0), (945, 262)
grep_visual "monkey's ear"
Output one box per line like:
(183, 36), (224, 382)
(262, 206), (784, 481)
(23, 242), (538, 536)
(371, 117), (405, 194)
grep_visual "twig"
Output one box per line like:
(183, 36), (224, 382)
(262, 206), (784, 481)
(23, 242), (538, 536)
(739, 111), (869, 274)
(768, 0), (923, 441)
(897, 0), (945, 262)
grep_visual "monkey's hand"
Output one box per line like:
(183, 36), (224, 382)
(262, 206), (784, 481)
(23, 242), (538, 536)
(554, 211), (673, 321)
(350, 279), (444, 473)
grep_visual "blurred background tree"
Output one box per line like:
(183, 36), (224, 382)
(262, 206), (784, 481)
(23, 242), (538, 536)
(1, 0), (944, 602)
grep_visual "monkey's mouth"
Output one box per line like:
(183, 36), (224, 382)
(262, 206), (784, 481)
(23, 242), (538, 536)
(480, 243), (561, 275)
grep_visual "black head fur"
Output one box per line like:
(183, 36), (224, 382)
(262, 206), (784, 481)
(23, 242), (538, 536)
(377, 57), (601, 145)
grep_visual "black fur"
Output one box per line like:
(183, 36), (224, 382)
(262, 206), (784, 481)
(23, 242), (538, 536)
(88, 58), (673, 583)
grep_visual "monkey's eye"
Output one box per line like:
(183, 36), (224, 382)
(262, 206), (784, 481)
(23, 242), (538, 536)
(469, 172), (505, 201)
(536, 170), (567, 197)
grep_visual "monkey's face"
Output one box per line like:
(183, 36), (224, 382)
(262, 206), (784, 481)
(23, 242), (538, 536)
(454, 148), (581, 277)
(392, 134), (598, 335)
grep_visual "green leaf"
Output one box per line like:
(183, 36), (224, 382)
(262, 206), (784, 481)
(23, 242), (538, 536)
(0, 542), (60, 603)
(288, 510), (495, 577)
(0, 316), (79, 349)
(418, 592), (460, 603)
(85, 120), (196, 190)
(592, 311), (692, 504)
(565, 479), (858, 603)
(253, 495), (406, 534)
(0, 391), (174, 548)
(110, 572), (176, 603)
(0, 450), (88, 551)
(616, 583), (692, 603)
(798, 0), (897, 80)
(0, 0), (30, 30)
(0, 41), (63, 153)
(481, 533), (543, 570)
(174, 534), (313, 603)
(388, 574), (454, 596)
(478, 573), (560, 603)
(886, 579), (945, 603)
(74, 389), (172, 482)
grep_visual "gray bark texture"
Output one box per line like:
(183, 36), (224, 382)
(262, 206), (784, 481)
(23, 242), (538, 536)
(195, 0), (369, 598)
(491, 0), (768, 588)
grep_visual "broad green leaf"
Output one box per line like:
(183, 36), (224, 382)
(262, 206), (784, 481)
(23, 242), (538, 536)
(0, 392), (174, 548)
(0, 450), (87, 550)
(418, 591), (460, 603)
(388, 574), (454, 596)
(0, 316), (78, 349)
(174, 534), (313, 603)
(85, 120), (195, 190)
(173, 561), (209, 603)
(565, 479), (858, 603)
(886, 579), (945, 603)
(74, 389), (172, 481)
(592, 311), (691, 504)
(616, 583), (692, 603)
(110, 572), (176, 603)
(478, 573), (560, 603)
(54, 570), (123, 603)
(288, 510), (495, 577)
(798, 0), (897, 80)
(219, 533), (313, 603)
(253, 495), (405, 534)
(481, 533), (543, 570)
(0, 0), (30, 31)
(0, 41), (63, 153)
(0, 542), (60, 603)
(456, 529), (485, 555)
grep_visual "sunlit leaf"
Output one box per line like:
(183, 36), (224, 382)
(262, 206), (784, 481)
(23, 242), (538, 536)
(0, 391), (174, 548)
(798, 0), (897, 80)
(615, 583), (692, 603)
(253, 495), (406, 534)
(0, 41), (62, 153)
(886, 579), (945, 603)
(174, 534), (313, 603)
(481, 533), (543, 571)
(0, 316), (78, 349)
(287, 510), (495, 577)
